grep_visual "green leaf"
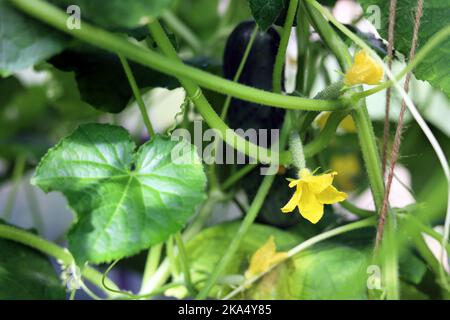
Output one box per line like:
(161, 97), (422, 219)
(0, 76), (23, 108)
(248, 0), (285, 31)
(359, 0), (450, 97)
(175, 0), (221, 40)
(0, 86), (49, 139)
(184, 222), (302, 298)
(0, 227), (65, 299)
(46, 68), (101, 120)
(399, 250), (427, 285)
(49, 48), (179, 113)
(32, 124), (206, 264)
(246, 242), (369, 299)
(185, 223), (370, 299)
(0, 0), (68, 76)
(49, 0), (173, 29)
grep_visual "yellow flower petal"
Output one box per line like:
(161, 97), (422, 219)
(315, 112), (357, 133)
(301, 170), (336, 194)
(340, 115), (357, 133)
(316, 185), (347, 204)
(344, 50), (384, 86)
(281, 184), (302, 213)
(330, 154), (361, 191)
(315, 112), (331, 130)
(281, 168), (348, 224)
(298, 185), (324, 224)
(245, 236), (288, 279)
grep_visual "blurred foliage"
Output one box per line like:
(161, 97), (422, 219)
(0, 222), (65, 299)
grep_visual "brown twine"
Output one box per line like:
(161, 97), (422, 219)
(381, 0), (398, 175)
(375, 0), (424, 251)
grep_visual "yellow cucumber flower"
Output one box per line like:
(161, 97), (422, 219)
(245, 236), (288, 279)
(281, 169), (347, 224)
(315, 112), (357, 133)
(330, 154), (361, 191)
(344, 50), (384, 85)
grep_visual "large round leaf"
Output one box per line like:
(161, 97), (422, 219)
(32, 124), (206, 264)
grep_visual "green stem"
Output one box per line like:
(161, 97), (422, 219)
(9, 0), (340, 112)
(222, 164), (258, 191)
(381, 216), (399, 299)
(413, 234), (446, 282)
(197, 173), (277, 299)
(288, 216), (376, 256)
(183, 193), (223, 240)
(0, 224), (73, 263)
(296, 2), (310, 93)
(397, 213), (450, 288)
(303, 111), (346, 156)
(196, 116), (292, 299)
(208, 25), (258, 191)
(140, 194), (223, 295)
(307, 0), (450, 102)
(305, 0), (398, 298)
(161, 11), (203, 53)
(80, 282), (102, 300)
(220, 25), (259, 119)
(354, 25), (450, 99)
(0, 224), (119, 296)
(273, 0), (299, 93)
(352, 104), (399, 300)
(340, 200), (373, 218)
(25, 183), (45, 234)
(101, 260), (184, 300)
(303, 0), (351, 69)
(3, 154), (26, 221)
(69, 289), (76, 300)
(289, 132), (306, 171)
(118, 54), (155, 136)
(224, 216), (376, 299)
(221, 110), (346, 191)
(400, 214), (450, 254)
(149, 19), (291, 165)
(140, 243), (163, 293)
(174, 232), (196, 296)
(166, 236), (179, 279)
(351, 106), (384, 209)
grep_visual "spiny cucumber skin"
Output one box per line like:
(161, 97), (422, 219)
(314, 81), (344, 100)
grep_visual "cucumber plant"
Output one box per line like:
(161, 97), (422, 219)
(0, 0), (449, 300)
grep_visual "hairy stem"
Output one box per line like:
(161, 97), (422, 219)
(9, 0), (340, 112)
(162, 11), (203, 53)
(140, 243), (163, 293)
(118, 54), (155, 136)
(224, 216), (376, 299)
(0, 224), (119, 296)
(148, 21), (289, 165)
(296, 2), (310, 93)
(220, 25), (259, 120)
(174, 232), (196, 296)
(273, 0), (299, 93)
(3, 154), (26, 221)
(196, 116), (292, 299)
